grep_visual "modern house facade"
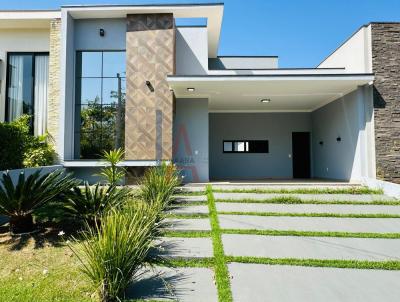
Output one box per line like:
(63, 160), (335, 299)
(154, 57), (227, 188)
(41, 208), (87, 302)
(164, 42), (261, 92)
(0, 3), (399, 184)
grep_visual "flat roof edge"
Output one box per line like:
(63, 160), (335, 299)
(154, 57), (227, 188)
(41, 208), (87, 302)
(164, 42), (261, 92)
(168, 73), (375, 78)
(62, 3), (224, 8)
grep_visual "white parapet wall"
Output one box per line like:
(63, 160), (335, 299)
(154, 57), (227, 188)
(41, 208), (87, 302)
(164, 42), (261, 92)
(0, 165), (64, 184)
(362, 177), (400, 199)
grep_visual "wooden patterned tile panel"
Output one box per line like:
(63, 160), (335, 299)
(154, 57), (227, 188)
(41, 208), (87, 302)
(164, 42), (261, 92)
(125, 14), (175, 160)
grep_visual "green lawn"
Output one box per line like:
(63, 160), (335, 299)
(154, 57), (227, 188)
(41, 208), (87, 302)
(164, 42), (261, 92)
(0, 231), (94, 302)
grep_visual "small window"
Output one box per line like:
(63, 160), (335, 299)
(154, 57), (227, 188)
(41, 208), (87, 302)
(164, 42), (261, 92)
(223, 140), (269, 153)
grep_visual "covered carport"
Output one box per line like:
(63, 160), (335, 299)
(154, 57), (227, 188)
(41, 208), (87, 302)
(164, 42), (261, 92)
(168, 71), (375, 182)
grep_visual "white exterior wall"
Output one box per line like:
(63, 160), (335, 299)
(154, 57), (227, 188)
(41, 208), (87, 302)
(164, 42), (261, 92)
(175, 26), (208, 75)
(0, 29), (50, 122)
(312, 85), (375, 181)
(209, 112), (312, 180)
(318, 25), (372, 73)
(173, 98), (209, 182)
(74, 18), (126, 50)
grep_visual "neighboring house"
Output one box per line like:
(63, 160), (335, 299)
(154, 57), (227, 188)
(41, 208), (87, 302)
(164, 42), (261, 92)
(0, 3), (398, 184)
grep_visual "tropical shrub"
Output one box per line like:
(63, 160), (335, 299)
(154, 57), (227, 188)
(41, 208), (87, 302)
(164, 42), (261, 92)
(23, 133), (57, 167)
(64, 182), (131, 226)
(139, 163), (180, 209)
(0, 115), (56, 170)
(0, 169), (79, 234)
(98, 148), (125, 186)
(70, 201), (159, 302)
(0, 119), (26, 170)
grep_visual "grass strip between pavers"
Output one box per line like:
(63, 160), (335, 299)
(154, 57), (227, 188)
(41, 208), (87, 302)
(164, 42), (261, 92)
(207, 185), (233, 302)
(213, 187), (383, 195)
(166, 213), (210, 219)
(162, 230), (212, 238)
(219, 211), (400, 219)
(157, 258), (215, 268)
(171, 200), (207, 206)
(216, 198), (400, 205)
(226, 256), (400, 270)
(222, 229), (400, 239)
(174, 191), (207, 196)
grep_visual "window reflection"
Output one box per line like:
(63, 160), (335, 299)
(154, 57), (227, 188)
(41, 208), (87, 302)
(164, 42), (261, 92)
(75, 51), (126, 159)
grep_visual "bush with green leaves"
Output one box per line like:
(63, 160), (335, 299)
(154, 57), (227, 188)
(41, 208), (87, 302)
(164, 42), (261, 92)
(64, 182), (131, 226)
(0, 169), (79, 234)
(98, 148), (126, 186)
(0, 115), (56, 170)
(139, 162), (181, 209)
(0, 118), (26, 170)
(70, 201), (160, 302)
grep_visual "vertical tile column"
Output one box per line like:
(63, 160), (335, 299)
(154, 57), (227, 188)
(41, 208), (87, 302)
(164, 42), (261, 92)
(125, 14), (175, 160)
(48, 18), (61, 160)
(371, 23), (400, 183)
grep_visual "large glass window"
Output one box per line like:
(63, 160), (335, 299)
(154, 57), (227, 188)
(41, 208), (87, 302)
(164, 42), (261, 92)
(6, 53), (49, 135)
(75, 51), (126, 159)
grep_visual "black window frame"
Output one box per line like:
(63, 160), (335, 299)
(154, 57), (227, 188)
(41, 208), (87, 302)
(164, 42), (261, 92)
(223, 140), (269, 154)
(74, 50), (126, 159)
(5, 52), (49, 130)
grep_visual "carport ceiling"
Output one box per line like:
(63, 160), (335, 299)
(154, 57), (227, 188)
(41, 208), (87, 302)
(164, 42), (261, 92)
(167, 74), (374, 112)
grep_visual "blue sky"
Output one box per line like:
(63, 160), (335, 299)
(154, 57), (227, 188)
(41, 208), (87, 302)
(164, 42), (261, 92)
(2, 0), (400, 67)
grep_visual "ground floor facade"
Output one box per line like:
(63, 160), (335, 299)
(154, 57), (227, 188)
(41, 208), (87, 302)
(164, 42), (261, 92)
(172, 82), (375, 184)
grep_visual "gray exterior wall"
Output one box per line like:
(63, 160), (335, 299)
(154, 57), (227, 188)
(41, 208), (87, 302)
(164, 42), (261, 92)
(371, 23), (400, 184)
(173, 98), (209, 182)
(74, 18), (126, 50)
(175, 26), (208, 75)
(312, 86), (375, 181)
(209, 56), (278, 70)
(209, 113), (311, 180)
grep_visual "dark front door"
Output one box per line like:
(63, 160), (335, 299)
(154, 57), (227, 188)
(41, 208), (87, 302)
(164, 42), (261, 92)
(292, 132), (311, 179)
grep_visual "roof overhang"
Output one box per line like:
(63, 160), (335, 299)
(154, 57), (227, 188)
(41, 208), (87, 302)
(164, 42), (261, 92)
(0, 10), (61, 29)
(168, 73), (375, 112)
(62, 3), (224, 57)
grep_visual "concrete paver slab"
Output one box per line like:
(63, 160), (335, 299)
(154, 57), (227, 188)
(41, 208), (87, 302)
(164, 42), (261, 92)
(126, 266), (217, 302)
(156, 237), (213, 258)
(219, 214), (400, 233)
(170, 205), (209, 215)
(214, 192), (395, 202)
(228, 263), (400, 302)
(222, 234), (400, 260)
(216, 202), (400, 215)
(164, 218), (211, 231)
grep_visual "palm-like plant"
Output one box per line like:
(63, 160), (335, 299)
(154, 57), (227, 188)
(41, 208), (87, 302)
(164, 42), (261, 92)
(70, 201), (159, 302)
(64, 182), (131, 226)
(98, 148), (125, 186)
(0, 169), (79, 234)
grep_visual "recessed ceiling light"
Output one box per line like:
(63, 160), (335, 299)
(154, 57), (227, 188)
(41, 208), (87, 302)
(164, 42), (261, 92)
(187, 88), (195, 92)
(260, 98), (271, 103)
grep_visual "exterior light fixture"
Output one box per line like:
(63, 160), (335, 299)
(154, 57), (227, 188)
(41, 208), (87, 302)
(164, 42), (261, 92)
(260, 99), (271, 103)
(145, 80), (154, 92)
(99, 28), (105, 37)
(187, 88), (195, 92)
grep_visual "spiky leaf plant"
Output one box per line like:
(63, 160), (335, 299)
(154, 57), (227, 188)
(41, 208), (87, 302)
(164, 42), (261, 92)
(0, 169), (79, 234)
(64, 182), (131, 226)
(139, 162), (180, 209)
(70, 201), (160, 302)
(98, 148), (125, 186)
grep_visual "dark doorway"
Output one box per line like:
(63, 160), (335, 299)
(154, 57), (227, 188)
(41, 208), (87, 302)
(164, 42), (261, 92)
(292, 132), (311, 179)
